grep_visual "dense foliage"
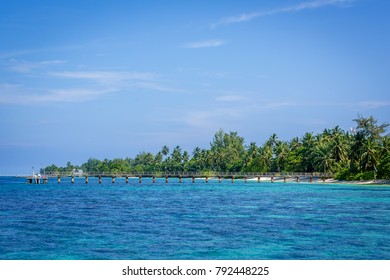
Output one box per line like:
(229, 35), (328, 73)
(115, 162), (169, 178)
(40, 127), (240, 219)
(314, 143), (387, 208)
(41, 116), (390, 180)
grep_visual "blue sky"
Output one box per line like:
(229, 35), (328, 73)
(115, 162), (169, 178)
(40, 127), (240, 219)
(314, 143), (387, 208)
(0, 0), (389, 174)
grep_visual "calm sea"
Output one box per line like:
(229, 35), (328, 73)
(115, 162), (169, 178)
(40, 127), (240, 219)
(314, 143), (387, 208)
(0, 176), (389, 260)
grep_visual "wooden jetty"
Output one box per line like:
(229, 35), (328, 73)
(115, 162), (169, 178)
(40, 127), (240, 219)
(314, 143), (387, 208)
(26, 175), (48, 184)
(26, 171), (333, 184)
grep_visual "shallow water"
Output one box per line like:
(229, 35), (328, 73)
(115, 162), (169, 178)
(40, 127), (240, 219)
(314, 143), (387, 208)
(0, 176), (389, 259)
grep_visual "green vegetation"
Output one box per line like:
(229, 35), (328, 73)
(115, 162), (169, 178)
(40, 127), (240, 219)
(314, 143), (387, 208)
(41, 116), (390, 180)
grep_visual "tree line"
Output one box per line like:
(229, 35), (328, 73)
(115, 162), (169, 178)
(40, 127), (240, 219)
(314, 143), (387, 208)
(41, 115), (390, 180)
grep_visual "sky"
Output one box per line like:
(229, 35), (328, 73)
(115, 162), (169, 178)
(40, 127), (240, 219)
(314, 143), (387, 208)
(0, 0), (389, 174)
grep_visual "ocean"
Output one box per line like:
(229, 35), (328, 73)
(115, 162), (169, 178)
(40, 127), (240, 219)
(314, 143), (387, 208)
(0, 176), (389, 260)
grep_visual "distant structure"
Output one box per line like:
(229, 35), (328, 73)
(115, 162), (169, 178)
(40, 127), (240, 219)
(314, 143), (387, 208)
(26, 168), (48, 184)
(72, 169), (84, 176)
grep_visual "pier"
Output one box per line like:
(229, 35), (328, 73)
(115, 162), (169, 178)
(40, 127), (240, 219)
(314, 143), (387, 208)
(26, 175), (48, 184)
(26, 171), (333, 184)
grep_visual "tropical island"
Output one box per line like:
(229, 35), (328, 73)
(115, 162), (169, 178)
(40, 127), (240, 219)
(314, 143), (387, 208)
(41, 115), (389, 181)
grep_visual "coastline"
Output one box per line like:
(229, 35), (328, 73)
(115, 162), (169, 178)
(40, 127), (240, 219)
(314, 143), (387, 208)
(245, 176), (390, 186)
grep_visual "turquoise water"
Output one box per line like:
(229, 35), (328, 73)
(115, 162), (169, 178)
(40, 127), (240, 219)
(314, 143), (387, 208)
(0, 176), (389, 260)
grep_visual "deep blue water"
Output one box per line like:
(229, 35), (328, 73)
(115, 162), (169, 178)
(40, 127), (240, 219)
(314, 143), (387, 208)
(0, 176), (389, 260)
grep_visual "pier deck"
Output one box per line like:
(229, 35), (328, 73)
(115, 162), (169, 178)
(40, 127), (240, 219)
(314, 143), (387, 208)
(26, 171), (333, 184)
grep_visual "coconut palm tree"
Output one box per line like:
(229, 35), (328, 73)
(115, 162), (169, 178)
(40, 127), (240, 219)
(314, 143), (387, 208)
(243, 142), (258, 171)
(360, 139), (379, 172)
(274, 141), (289, 172)
(313, 142), (335, 174)
(301, 132), (316, 172)
(161, 145), (170, 158)
(330, 126), (348, 164)
(266, 133), (278, 149)
(258, 145), (273, 172)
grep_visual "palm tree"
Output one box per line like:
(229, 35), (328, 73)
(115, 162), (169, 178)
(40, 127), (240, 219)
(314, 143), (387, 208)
(161, 145), (170, 158)
(313, 142), (335, 174)
(266, 133), (278, 148)
(182, 151), (190, 171)
(289, 137), (301, 151)
(353, 115), (389, 142)
(258, 146), (273, 172)
(192, 146), (201, 158)
(160, 145), (170, 172)
(330, 126), (348, 164)
(274, 141), (289, 172)
(301, 132), (315, 172)
(244, 142), (258, 169)
(360, 139), (379, 172)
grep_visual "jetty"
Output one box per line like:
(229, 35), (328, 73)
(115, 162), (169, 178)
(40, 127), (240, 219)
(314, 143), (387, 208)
(26, 171), (333, 184)
(26, 174), (48, 184)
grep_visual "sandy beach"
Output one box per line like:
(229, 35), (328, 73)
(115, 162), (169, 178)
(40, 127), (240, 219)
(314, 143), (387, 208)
(245, 176), (390, 185)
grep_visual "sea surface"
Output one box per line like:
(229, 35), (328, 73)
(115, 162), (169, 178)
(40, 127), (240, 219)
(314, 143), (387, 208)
(0, 176), (389, 260)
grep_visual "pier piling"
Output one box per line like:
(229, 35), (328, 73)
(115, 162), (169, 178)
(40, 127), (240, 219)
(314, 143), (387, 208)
(30, 172), (333, 186)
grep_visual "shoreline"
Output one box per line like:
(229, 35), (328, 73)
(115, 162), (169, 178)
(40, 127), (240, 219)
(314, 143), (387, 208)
(243, 177), (390, 185)
(249, 177), (390, 185)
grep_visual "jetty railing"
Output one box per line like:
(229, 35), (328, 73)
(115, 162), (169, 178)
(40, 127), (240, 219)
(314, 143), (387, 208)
(42, 171), (333, 178)
(27, 171), (334, 184)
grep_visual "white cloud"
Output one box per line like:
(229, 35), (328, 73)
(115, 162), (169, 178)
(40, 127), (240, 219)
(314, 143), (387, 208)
(348, 100), (390, 109)
(8, 59), (66, 73)
(0, 68), (181, 104)
(50, 71), (156, 80)
(49, 70), (182, 93)
(49, 71), (157, 84)
(182, 40), (225, 49)
(263, 101), (298, 109)
(178, 104), (250, 131)
(0, 83), (118, 104)
(215, 95), (245, 102)
(211, 0), (354, 28)
(39, 87), (119, 103)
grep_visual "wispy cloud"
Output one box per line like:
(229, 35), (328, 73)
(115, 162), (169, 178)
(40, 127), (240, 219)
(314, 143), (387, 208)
(39, 87), (119, 103)
(49, 71), (157, 85)
(0, 69), (182, 104)
(0, 84), (110, 105)
(215, 95), (245, 102)
(50, 71), (156, 81)
(0, 82), (120, 104)
(211, 0), (354, 28)
(8, 59), (66, 73)
(180, 107), (246, 130)
(347, 100), (390, 109)
(50, 70), (182, 93)
(263, 101), (298, 109)
(182, 40), (226, 49)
